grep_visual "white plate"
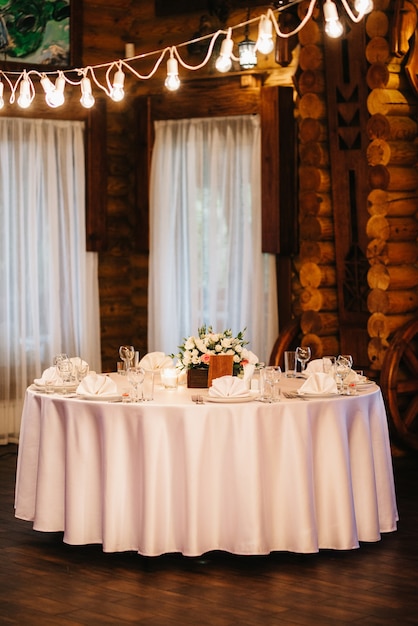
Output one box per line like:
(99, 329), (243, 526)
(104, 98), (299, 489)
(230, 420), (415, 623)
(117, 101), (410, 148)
(297, 392), (339, 399)
(355, 382), (375, 390)
(33, 383), (78, 393)
(77, 393), (122, 402)
(204, 394), (254, 403)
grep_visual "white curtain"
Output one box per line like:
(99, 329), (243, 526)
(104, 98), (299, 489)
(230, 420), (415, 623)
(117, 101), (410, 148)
(148, 114), (278, 363)
(0, 117), (101, 444)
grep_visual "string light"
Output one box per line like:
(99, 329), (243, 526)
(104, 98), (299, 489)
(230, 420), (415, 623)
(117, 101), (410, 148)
(164, 49), (181, 92)
(215, 29), (235, 73)
(256, 14), (275, 55)
(80, 75), (95, 108)
(48, 73), (66, 107)
(40, 74), (65, 108)
(110, 67), (125, 101)
(17, 72), (33, 109)
(354, 0), (373, 14)
(323, 0), (344, 38)
(0, 2), (372, 110)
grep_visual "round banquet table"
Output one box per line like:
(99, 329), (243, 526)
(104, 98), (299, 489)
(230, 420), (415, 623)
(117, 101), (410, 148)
(14, 374), (398, 556)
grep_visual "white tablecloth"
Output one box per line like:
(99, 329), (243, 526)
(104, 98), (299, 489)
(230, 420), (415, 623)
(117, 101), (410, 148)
(15, 375), (398, 556)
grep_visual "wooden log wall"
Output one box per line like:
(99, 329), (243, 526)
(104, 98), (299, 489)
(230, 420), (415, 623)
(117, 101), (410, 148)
(81, 2), (281, 371)
(365, 0), (418, 371)
(79, 1), (297, 371)
(294, 9), (340, 359)
(4, 1), (417, 372)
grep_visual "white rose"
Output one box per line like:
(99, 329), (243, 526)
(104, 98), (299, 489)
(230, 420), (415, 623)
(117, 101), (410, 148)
(185, 337), (195, 350)
(195, 338), (206, 353)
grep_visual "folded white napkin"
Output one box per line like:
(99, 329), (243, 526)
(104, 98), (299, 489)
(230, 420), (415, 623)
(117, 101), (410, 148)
(70, 357), (89, 373)
(305, 359), (325, 374)
(76, 373), (117, 396)
(139, 352), (173, 371)
(34, 366), (63, 386)
(344, 370), (366, 384)
(209, 375), (249, 398)
(298, 372), (338, 395)
(242, 363), (255, 383)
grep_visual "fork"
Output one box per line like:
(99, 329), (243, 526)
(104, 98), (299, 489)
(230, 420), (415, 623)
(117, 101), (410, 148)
(283, 391), (299, 399)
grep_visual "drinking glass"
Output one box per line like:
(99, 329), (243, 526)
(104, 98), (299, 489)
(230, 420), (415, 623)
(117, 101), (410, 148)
(55, 355), (73, 390)
(119, 345), (135, 373)
(72, 357), (89, 382)
(295, 346), (311, 374)
(260, 366), (281, 402)
(284, 351), (297, 377)
(340, 354), (353, 368)
(335, 355), (352, 392)
(127, 366), (145, 401)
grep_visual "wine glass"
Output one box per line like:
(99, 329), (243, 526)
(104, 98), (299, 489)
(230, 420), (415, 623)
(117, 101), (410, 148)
(73, 357), (89, 382)
(295, 346), (311, 375)
(335, 355), (352, 392)
(340, 354), (353, 368)
(119, 345), (135, 373)
(127, 366), (145, 402)
(55, 355), (73, 389)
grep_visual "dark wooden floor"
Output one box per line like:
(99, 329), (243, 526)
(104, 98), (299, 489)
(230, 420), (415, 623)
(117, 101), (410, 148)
(1, 443), (418, 625)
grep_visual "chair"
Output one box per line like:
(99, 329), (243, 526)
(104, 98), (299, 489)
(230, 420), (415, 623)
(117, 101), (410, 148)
(268, 317), (301, 369)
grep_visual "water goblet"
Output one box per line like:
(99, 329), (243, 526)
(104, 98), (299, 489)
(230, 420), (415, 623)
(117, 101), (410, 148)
(74, 358), (89, 382)
(335, 355), (352, 393)
(119, 345), (135, 373)
(127, 366), (145, 402)
(340, 354), (353, 368)
(295, 346), (311, 375)
(56, 356), (73, 392)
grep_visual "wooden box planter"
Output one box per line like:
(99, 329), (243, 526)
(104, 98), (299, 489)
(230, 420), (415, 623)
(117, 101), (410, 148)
(187, 368), (209, 388)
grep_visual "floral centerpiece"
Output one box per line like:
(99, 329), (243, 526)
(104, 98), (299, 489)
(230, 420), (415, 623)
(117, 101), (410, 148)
(172, 325), (258, 379)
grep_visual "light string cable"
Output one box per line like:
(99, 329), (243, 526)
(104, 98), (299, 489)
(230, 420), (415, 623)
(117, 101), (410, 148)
(339, 0), (369, 22)
(0, 3), (371, 106)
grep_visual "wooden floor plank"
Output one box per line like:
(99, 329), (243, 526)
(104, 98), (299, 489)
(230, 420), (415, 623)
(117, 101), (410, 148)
(1, 445), (418, 625)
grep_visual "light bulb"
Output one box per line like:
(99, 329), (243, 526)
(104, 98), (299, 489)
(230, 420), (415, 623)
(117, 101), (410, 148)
(111, 69), (125, 102)
(0, 82), (4, 110)
(325, 17), (344, 37)
(41, 75), (64, 108)
(354, 0), (373, 14)
(46, 75), (65, 107)
(323, 0), (344, 38)
(215, 35), (233, 73)
(80, 76), (95, 108)
(256, 16), (275, 55)
(17, 77), (32, 109)
(165, 57), (180, 91)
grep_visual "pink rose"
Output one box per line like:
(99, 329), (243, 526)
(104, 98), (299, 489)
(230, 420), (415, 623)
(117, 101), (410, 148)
(201, 353), (211, 365)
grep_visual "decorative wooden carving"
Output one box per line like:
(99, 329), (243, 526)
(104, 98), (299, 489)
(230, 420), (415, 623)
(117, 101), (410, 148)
(390, 0), (418, 94)
(323, 21), (371, 367)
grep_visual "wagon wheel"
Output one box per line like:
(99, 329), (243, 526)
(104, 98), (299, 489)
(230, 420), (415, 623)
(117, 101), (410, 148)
(380, 318), (418, 450)
(268, 317), (301, 369)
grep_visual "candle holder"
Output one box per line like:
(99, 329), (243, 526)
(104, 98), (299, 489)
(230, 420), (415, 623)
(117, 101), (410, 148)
(161, 368), (178, 389)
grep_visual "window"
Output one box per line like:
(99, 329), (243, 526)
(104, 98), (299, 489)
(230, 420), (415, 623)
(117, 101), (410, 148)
(0, 117), (100, 443)
(148, 114), (278, 363)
